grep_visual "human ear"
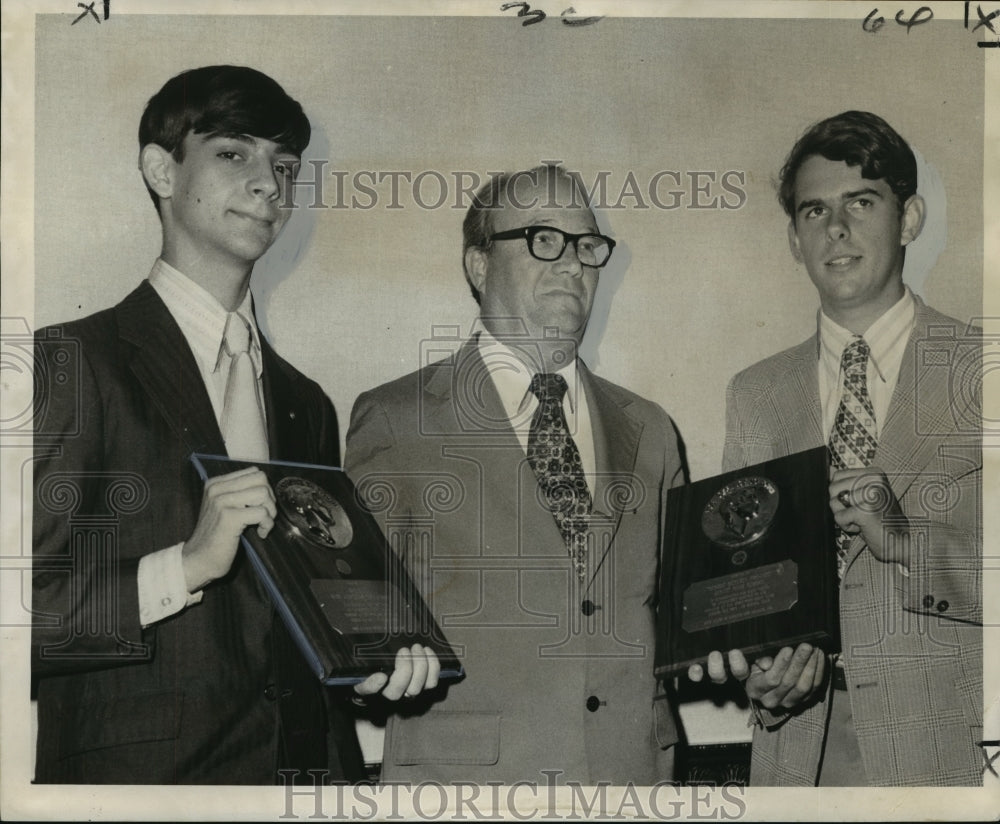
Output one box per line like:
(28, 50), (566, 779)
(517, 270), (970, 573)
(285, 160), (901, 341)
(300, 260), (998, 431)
(139, 144), (175, 201)
(899, 194), (925, 246)
(787, 220), (803, 263)
(465, 247), (489, 296)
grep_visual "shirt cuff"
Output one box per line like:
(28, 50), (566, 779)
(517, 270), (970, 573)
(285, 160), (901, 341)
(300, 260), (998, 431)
(137, 543), (204, 627)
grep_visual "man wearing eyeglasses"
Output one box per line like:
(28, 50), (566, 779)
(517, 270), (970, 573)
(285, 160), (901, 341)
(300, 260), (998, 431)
(344, 165), (684, 784)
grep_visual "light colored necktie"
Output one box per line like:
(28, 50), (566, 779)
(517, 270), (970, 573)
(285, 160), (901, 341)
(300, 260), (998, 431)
(220, 312), (268, 461)
(526, 373), (592, 581)
(828, 335), (877, 576)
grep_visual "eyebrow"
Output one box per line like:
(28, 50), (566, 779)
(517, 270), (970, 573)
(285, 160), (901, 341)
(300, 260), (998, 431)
(202, 132), (301, 158)
(796, 187), (884, 215)
(203, 132), (257, 146)
(531, 217), (600, 232)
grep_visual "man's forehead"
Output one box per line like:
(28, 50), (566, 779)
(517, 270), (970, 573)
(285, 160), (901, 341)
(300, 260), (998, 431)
(794, 156), (891, 199)
(494, 178), (597, 229)
(493, 201), (598, 232)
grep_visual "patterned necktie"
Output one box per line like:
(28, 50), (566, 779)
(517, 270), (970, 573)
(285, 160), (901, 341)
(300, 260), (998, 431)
(220, 312), (268, 461)
(828, 335), (877, 576)
(526, 373), (592, 581)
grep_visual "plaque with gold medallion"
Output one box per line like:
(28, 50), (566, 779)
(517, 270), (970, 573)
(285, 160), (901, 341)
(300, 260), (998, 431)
(191, 454), (463, 685)
(655, 445), (839, 678)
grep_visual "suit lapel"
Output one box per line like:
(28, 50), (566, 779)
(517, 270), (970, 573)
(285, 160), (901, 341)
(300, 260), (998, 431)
(844, 300), (953, 572)
(260, 338), (311, 463)
(770, 338), (824, 456)
(875, 302), (949, 503)
(118, 282), (317, 465)
(582, 366), (642, 584)
(116, 281), (226, 458)
(429, 340), (650, 581)
(426, 339), (574, 553)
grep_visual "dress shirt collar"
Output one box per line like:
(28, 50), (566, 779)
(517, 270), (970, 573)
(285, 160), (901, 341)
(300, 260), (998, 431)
(477, 328), (581, 428)
(817, 287), (915, 384)
(148, 258), (262, 376)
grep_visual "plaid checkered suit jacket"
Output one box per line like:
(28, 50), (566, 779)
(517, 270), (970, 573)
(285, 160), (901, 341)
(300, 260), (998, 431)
(723, 298), (982, 786)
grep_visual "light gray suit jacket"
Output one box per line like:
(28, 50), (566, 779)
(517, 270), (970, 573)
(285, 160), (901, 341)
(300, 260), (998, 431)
(345, 338), (684, 785)
(723, 298), (982, 786)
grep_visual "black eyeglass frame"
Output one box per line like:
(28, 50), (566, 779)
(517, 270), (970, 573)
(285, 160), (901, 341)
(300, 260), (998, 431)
(487, 225), (617, 268)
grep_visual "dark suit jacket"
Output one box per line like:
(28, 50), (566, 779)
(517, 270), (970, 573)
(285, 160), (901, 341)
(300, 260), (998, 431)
(723, 298), (982, 786)
(32, 281), (365, 784)
(344, 339), (684, 785)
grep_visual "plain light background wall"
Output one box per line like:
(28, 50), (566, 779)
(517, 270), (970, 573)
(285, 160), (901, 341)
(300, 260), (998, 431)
(25, 12), (985, 752)
(33, 15), (983, 485)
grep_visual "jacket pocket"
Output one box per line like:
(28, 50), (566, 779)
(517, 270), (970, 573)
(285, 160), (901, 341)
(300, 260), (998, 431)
(55, 688), (183, 759)
(389, 710), (500, 766)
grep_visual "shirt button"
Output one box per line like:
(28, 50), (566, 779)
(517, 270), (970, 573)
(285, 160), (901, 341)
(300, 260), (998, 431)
(936, 600), (949, 613)
(922, 595), (935, 609)
(581, 599), (596, 616)
(586, 696), (601, 712)
(264, 684), (279, 701)
(161, 596), (172, 607)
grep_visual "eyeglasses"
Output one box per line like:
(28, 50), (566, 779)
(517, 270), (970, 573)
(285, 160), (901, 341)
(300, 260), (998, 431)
(487, 225), (616, 268)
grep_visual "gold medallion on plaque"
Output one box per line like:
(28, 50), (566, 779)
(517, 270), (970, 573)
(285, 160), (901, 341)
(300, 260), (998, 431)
(276, 476), (354, 549)
(701, 476), (779, 562)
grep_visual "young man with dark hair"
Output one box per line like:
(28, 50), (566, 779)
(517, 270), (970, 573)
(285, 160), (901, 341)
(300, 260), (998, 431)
(32, 65), (435, 785)
(691, 111), (982, 786)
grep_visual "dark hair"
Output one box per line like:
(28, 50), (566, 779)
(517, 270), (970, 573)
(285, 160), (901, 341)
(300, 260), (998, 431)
(461, 165), (589, 304)
(138, 65), (310, 208)
(778, 110), (917, 219)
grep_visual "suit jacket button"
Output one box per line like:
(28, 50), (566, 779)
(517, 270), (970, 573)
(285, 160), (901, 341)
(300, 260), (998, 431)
(936, 600), (949, 613)
(264, 684), (279, 701)
(922, 595), (935, 608)
(586, 695), (601, 712)
(581, 599), (596, 616)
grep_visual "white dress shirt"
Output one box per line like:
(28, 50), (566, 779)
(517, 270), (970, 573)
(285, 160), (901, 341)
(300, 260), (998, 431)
(477, 329), (597, 487)
(818, 287), (916, 438)
(136, 259), (265, 626)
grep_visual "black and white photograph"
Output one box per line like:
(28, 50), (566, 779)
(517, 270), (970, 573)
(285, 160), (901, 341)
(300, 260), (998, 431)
(1, 0), (996, 820)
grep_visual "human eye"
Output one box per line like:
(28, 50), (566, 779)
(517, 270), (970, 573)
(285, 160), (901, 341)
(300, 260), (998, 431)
(576, 236), (599, 254)
(803, 205), (827, 220)
(274, 157), (299, 178)
(847, 197), (873, 213)
(532, 228), (561, 248)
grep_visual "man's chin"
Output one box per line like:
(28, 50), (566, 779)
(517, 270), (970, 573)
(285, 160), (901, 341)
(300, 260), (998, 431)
(532, 311), (587, 339)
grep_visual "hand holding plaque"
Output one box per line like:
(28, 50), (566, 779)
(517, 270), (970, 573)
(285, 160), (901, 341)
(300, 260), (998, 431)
(191, 454), (463, 686)
(654, 446), (839, 679)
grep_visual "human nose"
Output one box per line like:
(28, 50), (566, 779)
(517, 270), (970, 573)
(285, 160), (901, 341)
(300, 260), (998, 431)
(826, 206), (850, 242)
(553, 238), (584, 276)
(248, 155), (281, 201)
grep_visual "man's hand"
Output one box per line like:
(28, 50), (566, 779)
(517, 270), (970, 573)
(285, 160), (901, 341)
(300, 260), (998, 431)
(829, 467), (909, 564)
(182, 467), (276, 593)
(744, 644), (825, 710)
(688, 649), (750, 684)
(354, 644), (441, 701)
(688, 644), (825, 711)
